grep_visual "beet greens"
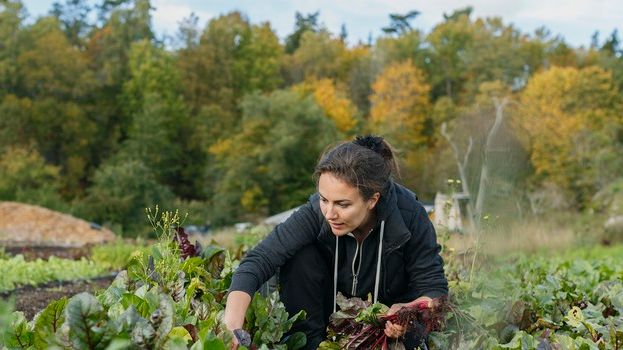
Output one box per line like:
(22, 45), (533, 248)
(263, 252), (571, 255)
(321, 293), (449, 350)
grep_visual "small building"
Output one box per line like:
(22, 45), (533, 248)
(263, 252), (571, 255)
(433, 192), (470, 232)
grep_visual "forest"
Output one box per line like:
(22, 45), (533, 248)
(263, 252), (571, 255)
(1, 0), (622, 237)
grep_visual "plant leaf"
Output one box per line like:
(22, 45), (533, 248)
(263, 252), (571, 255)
(33, 297), (68, 349)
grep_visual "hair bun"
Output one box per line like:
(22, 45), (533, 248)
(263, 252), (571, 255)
(354, 135), (392, 160)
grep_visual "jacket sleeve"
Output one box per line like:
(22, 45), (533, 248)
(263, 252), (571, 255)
(404, 203), (448, 299)
(228, 200), (322, 297)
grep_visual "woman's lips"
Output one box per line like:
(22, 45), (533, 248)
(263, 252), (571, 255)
(330, 222), (344, 229)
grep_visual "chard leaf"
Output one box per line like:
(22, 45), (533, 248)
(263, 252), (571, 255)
(99, 286), (126, 308)
(202, 333), (227, 350)
(3, 312), (34, 349)
(110, 270), (129, 289)
(282, 331), (306, 350)
(108, 306), (140, 335)
(66, 293), (106, 350)
(168, 326), (192, 342)
(102, 338), (132, 350)
(120, 294), (150, 318)
(131, 318), (155, 348)
(33, 297), (67, 349)
(154, 295), (175, 348)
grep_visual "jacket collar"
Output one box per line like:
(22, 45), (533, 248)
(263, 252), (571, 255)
(312, 181), (412, 252)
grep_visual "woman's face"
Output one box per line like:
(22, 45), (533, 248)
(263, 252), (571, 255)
(318, 172), (379, 236)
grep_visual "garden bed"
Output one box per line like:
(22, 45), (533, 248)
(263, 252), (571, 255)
(0, 273), (117, 320)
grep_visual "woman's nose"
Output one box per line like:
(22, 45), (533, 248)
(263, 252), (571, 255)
(325, 205), (337, 220)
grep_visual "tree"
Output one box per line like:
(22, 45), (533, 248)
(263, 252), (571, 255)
(284, 30), (350, 84)
(369, 60), (432, 149)
(285, 11), (320, 54)
(79, 158), (174, 237)
(518, 66), (623, 207)
(0, 147), (66, 211)
(425, 7), (475, 101)
(381, 10), (420, 36)
(50, 0), (93, 48)
(345, 45), (376, 116)
(0, 0), (26, 95)
(600, 29), (621, 56)
(209, 90), (339, 224)
(15, 17), (98, 196)
(178, 12), (282, 127)
(120, 40), (206, 198)
(293, 78), (358, 134)
(84, 0), (155, 155)
(0, 95), (32, 149)
(175, 12), (200, 49)
(461, 18), (530, 99)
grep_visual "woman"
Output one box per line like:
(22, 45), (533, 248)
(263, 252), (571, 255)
(224, 135), (448, 349)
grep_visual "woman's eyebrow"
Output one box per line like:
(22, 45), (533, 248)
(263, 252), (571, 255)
(319, 193), (351, 204)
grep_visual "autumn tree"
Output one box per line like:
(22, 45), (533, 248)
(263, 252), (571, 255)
(369, 60), (432, 148)
(369, 60), (433, 191)
(283, 30), (351, 85)
(518, 66), (623, 208)
(208, 90), (339, 224)
(293, 78), (359, 134)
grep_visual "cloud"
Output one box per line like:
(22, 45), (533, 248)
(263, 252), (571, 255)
(151, 0), (213, 35)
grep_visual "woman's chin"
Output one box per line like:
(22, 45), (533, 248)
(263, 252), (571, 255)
(330, 225), (350, 236)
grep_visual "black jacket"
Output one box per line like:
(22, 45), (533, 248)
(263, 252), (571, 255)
(229, 181), (448, 305)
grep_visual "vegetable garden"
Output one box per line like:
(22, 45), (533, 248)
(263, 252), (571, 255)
(1, 209), (621, 349)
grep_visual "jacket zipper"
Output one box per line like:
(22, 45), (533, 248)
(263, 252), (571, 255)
(351, 239), (365, 295)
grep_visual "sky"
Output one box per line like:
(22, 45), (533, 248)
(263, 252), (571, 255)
(20, 0), (623, 48)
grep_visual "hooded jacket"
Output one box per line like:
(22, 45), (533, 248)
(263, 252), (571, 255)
(229, 181), (448, 306)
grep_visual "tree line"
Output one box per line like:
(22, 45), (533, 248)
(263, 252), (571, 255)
(1, 0), (622, 236)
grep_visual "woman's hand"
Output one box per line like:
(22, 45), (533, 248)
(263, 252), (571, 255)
(384, 320), (406, 338)
(223, 291), (252, 349)
(384, 296), (433, 338)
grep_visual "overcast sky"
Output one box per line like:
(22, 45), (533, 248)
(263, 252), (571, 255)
(21, 0), (623, 48)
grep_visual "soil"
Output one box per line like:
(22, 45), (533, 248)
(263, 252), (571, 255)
(3, 245), (93, 260)
(0, 274), (117, 320)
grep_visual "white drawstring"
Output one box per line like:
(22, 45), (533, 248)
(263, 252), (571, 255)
(332, 219), (386, 312)
(333, 236), (339, 313)
(373, 220), (385, 303)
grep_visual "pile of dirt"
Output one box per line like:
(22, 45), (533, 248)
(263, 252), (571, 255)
(0, 201), (116, 247)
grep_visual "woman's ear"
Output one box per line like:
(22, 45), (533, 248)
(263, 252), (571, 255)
(368, 192), (380, 210)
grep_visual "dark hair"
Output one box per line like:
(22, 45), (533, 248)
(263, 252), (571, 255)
(314, 135), (400, 200)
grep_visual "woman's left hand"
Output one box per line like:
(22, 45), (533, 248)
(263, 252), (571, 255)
(384, 320), (406, 338)
(384, 296), (433, 338)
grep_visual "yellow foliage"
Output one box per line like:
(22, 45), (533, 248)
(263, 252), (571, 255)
(518, 66), (621, 194)
(240, 185), (267, 213)
(293, 78), (357, 133)
(369, 60), (431, 149)
(208, 138), (234, 159)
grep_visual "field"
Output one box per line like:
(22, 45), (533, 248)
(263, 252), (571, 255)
(0, 212), (621, 350)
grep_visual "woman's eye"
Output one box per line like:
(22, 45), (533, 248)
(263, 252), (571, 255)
(338, 203), (349, 208)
